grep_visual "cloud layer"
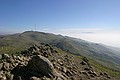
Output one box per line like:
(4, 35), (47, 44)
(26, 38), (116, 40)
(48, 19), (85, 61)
(40, 28), (120, 48)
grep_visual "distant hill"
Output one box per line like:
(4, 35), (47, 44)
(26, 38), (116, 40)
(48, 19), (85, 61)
(0, 31), (120, 71)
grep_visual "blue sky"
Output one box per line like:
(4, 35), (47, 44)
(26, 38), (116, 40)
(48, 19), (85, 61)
(0, 0), (120, 47)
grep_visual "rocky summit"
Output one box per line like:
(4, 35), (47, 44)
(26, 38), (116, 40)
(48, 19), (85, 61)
(0, 43), (117, 80)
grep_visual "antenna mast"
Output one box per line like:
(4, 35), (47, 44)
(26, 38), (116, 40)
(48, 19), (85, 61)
(35, 24), (36, 32)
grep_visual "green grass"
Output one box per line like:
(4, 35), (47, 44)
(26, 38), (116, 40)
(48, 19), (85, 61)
(0, 40), (33, 55)
(89, 58), (120, 76)
(1, 41), (120, 77)
(57, 47), (120, 76)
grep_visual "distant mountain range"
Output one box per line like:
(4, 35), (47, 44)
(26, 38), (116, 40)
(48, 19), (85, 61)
(0, 31), (120, 71)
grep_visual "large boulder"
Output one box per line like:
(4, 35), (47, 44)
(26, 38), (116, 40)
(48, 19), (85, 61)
(27, 55), (66, 80)
(27, 55), (57, 78)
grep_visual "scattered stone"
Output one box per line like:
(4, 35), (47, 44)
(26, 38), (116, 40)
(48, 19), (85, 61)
(62, 67), (67, 73)
(30, 76), (40, 80)
(88, 70), (97, 76)
(42, 76), (51, 80)
(107, 75), (111, 79)
(0, 63), (3, 70)
(0, 73), (6, 80)
(66, 70), (73, 76)
(82, 57), (89, 62)
(2, 54), (9, 59)
(56, 77), (63, 80)
(2, 62), (10, 71)
(17, 56), (23, 61)
(104, 72), (108, 75)
(90, 74), (95, 78)
(80, 61), (87, 65)
(100, 72), (103, 75)
(6, 72), (14, 80)
(0, 55), (2, 59)
(80, 71), (88, 76)
(104, 72), (111, 78)
(84, 68), (90, 71)
(0, 44), (113, 80)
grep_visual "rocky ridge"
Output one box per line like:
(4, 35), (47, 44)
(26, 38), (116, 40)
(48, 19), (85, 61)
(0, 43), (114, 80)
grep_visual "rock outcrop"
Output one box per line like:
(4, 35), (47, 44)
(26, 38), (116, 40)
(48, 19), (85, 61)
(0, 43), (113, 80)
(27, 55), (56, 78)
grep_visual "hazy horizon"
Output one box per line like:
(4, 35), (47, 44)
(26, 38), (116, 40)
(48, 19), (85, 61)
(0, 29), (120, 48)
(0, 0), (120, 48)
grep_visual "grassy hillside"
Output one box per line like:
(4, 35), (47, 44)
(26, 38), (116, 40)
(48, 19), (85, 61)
(0, 31), (63, 54)
(0, 31), (120, 71)
(56, 47), (120, 78)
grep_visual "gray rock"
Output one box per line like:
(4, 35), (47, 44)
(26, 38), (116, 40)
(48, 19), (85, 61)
(80, 61), (87, 65)
(0, 71), (6, 80)
(82, 57), (89, 62)
(42, 76), (51, 80)
(27, 55), (66, 80)
(27, 55), (56, 77)
(84, 68), (90, 71)
(17, 56), (23, 61)
(17, 76), (22, 80)
(66, 70), (73, 76)
(2, 54), (9, 59)
(30, 76), (40, 80)
(104, 72), (111, 78)
(0, 55), (2, 59)
(5, 72), (14, 80)
(88, 70), (98, 76)
(62, 67), (67, 73)
(55, 77), (63, 80)
(0, 63), (3, 70)
(80, 71), (88, 76)
(6, 57), (14, 63)
(2, 62), (10, 71)
(100, 72), (103, 75)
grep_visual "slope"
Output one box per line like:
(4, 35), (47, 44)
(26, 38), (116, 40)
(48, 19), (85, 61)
(0, 43), (120, 80)
(0, 31), (120, 71)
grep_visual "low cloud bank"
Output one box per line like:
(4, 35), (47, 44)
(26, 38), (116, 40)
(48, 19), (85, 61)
(41, 28), (120, 48)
